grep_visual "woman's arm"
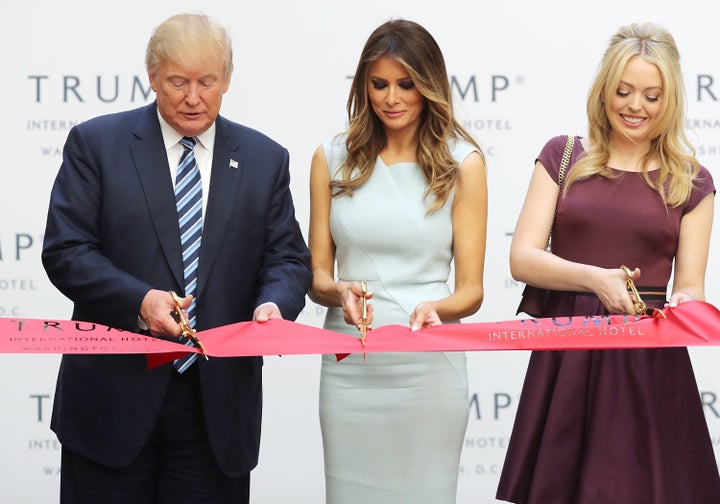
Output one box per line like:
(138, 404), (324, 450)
(307, 145), (369, 326)
(668, 193), (714, 305)
(410, 151), (487, 329)
(509, 161), (636, 314)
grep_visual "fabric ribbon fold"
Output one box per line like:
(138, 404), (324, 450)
(2, 302), (720, 368)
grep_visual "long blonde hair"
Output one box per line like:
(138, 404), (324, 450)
(332, 19), (482, 213)
(566, 22), (698, 207)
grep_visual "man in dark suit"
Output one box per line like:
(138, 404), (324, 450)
(41, 12), (311, 504)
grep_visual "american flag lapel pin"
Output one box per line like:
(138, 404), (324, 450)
(229, 159), (239, 169)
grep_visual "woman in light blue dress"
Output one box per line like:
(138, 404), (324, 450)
(308, 19), (488, 504)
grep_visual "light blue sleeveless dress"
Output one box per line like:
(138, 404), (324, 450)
(319, 136), (476, 504)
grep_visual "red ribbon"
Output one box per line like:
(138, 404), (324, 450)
(2, 302), (720, 366)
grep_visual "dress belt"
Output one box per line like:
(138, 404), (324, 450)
(576, 287), (667, 301)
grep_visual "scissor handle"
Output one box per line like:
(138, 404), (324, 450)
(169, 291), (209, 360)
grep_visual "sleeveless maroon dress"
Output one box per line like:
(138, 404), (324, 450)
(496, 135), (720, 504)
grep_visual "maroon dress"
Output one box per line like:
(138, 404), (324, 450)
(496, 135), (720, 504)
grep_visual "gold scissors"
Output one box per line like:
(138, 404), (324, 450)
(358, 281), (372, 349)
(170, 291), (209, 360)
(620, 266), (666, 319)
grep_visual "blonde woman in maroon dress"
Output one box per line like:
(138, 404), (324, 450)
(497, 23), (720, 503)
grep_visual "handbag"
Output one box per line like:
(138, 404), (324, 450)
(516, 135), (575, 317)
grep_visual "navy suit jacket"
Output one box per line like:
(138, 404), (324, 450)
(42, 102), (312, 477)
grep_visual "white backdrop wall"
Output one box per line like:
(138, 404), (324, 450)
(1, 1), (720, 502)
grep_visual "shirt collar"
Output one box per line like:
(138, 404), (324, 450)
(156, 109), (216, 154)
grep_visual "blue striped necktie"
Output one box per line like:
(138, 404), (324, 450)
(174, 136), (202, 372)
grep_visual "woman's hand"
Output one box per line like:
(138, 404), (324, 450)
(666, 289), (695, 308)
(410, 301), (441, 331)
(338, 281), (374, 328)
(594, 266), (640, 315)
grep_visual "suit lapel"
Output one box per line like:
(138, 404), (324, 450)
(130, 105), (185, 289)
(197, 117), (244, 299)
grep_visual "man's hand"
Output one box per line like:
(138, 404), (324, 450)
(140, 289), (191, 337)
(254, 302), (282, 322)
